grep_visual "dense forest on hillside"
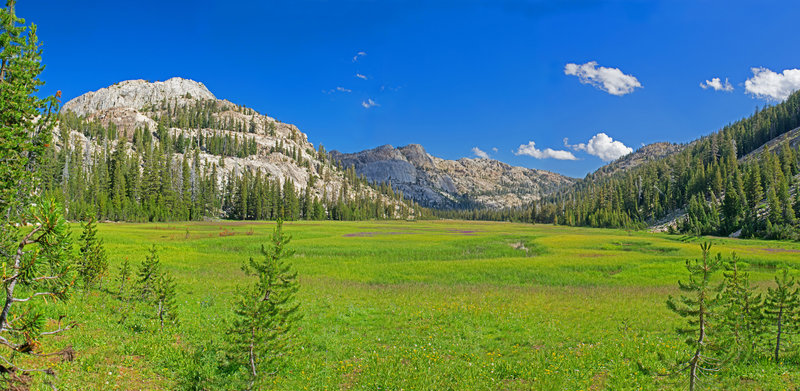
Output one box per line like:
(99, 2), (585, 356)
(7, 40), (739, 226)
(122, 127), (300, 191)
(42, 104), (425, 222)
(441, 91), (800, 240)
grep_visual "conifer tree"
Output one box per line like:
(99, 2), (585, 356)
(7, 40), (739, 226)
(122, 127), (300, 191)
(154, 273), (177, 330)
(227, 220), (300, 390)
(764, 269), (799, 362)
(666, 242), (723, 391)
(136, 245), (162, 300)
(0, 2), (77, 384)
(117, 259), (131, 297)
(77, 215), (109, 289)
(717, 253), (764, 362)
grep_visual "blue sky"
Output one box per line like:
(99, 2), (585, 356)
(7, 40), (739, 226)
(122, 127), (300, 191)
(20, 1), (800, 178)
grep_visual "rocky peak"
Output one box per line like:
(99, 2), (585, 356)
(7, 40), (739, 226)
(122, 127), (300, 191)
(63, 77), (216, 117)
(398, 144), (435, 169)
(331, 143), (576, 209)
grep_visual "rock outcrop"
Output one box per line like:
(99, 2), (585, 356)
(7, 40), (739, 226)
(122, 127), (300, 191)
(330, 144), (576, 209)
(62, 77), (216, 117)
(59, 77), (415, 217)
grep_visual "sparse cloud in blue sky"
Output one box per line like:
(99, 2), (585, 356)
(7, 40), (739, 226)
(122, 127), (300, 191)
(565, 133), (633, 162)
(471, 147), (489, 159)
(700, 77), (733, 92)
(564, 61), (642, 96)
(745, 67), (800, 101)
(353, 51), (366, 62)
(514, 141), (577, 160)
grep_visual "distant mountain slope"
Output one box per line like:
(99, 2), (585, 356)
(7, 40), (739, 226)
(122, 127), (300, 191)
(330, 144), (576, 209)
(51, 77), (419, 221)
(63, 78), (216, 116)
(740, 126), (800, 164)
(533, 90), (800, 239)
(587, 142), (686, 179)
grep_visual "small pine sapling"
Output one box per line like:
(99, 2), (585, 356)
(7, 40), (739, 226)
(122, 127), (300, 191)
(227, 220), (300, 390)
(117, 259), (131, 298)
(716, 253), (765, 363)
(77, 215), (108, 290)
(764, 269), (799, 362)
(154, 273), (178, 330)
(136, 245), (162, 300)
(666, 242), (723, 391)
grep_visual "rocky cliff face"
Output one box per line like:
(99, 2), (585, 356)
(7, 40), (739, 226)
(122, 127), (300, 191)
(63, 78), (216, 117)
(59, 77), (414, 216)
(330, 144), (576, 209)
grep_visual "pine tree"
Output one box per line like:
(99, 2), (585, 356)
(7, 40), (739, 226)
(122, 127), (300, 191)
(117, 259), (131, 297)
(77, 215), (109, 289)
(666, 242), (723, 391)
(137, 245), (162, 300)
(717, 253), (765, 362)
(0, 2), (77, 383)
(764, 269), (799, 362)
(154, 273), (178, 330)
(227, 220), (300, 390)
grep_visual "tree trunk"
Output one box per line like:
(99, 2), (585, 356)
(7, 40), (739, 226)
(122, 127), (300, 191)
(248, 325), (257, 391)
(775, 306), (783, 362)
(689, 309), (705, 391)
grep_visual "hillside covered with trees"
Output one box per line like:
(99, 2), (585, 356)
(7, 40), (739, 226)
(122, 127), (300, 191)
(40, 81), (428, 223)
(441, 92), (800, 240)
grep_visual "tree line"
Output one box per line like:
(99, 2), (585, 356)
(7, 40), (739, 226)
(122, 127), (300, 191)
(439, 91), (800, 241)
(41, 108), (423, 223)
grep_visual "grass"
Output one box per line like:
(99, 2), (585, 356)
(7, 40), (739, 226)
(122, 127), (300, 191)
(23, 220), (800, 390)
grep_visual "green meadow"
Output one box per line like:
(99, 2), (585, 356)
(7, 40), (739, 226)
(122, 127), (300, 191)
(35, 220), (800, 390)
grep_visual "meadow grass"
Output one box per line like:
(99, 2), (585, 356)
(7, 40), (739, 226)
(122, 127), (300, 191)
(27, 220), (800, 390)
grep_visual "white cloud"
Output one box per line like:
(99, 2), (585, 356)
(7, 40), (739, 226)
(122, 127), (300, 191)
(491, 147), (498, 153)
(471, 147), (489, 159)
(564, 61), (642, 96)
(356, 73), (368, 80)
(353, 51), (367, 62)
(565, 133), (632, 161)
(514, 141), (577, 160)
(361, 98), (379, 108)
(324, 86), (352, 94)
(700, 77), (733, 92)
(745, 67), (800, 101)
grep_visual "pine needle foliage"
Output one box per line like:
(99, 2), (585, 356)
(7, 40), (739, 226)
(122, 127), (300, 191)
(764, 269), (799, 363)
(666, 242), (723, 391)
(716, 253), (765, 363)
(136, 245), (162, 301)
(77, 215), (108, 290)
(0, 1), (76, 385)
(154, 273), (177, 330)
(227, 219), (300, 390)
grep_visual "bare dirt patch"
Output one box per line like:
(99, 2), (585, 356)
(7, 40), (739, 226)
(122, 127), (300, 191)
(760, 247), (800, 253)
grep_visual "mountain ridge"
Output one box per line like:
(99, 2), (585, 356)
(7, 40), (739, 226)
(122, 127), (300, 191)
(330, 143), (576, 209)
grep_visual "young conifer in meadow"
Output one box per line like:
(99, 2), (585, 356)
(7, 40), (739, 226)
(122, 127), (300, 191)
(137, 245), (162, 300)
(716, 253), (765, 362)
(77, 215), (109, 290)
(227, 220), (300, 391)
(666, 242), (722, 391)
(117, 259), (131, 298)
(134, 246), (179, 328)
(763, 269), (799, 363)
(154, 273), (178, 330)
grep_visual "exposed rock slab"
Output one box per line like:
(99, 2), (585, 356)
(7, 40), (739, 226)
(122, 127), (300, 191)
(331, 144), (576, 209)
